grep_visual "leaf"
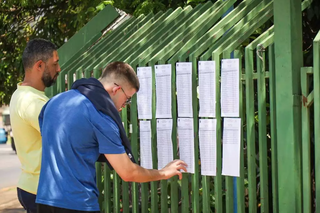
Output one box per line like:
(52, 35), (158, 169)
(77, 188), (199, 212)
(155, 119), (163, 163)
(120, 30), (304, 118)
(87, 7), (95, 12)
(96, 3), (105, 11)
(103, 1), (114, 5)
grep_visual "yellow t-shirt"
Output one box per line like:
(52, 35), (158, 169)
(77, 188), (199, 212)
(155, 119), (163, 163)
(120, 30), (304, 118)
(9, 83), (48, 194)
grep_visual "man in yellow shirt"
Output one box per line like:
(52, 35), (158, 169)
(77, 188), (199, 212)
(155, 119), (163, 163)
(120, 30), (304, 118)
(9, 38), (61, 213)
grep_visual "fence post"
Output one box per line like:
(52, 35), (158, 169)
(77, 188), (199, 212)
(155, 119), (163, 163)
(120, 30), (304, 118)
(274, 0), (303, 212)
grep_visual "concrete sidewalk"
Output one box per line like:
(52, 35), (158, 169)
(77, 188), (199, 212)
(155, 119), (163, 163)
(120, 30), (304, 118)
(0, 186), (24, 213)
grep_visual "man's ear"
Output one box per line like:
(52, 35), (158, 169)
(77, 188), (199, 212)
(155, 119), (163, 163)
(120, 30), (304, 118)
(112, 85), (120, 95)
(34, 60), (43, 71)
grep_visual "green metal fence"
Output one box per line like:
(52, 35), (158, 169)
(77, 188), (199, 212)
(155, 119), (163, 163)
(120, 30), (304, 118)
(52, 0), (317, 212)
(301, 30), (320, 213)
(314, 30), (320, 213)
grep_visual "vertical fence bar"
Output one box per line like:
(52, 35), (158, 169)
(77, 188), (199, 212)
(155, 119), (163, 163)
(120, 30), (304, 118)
(222, 53), (234, 213)
(56, 72), (65, 93)
(45, 83), (53, 98)
(179, 57), (190, 212)
(274, 0), (303, 211)
(235, 49), (245, 213)
(67, 72), (74, 90)
(192, 57), (200, 213)
(76, 69), (82, 80)
(170, 62), (179, 213)
(198, 43), (210, 210)
(257, 46), (269, 213)
(93, 68), (101, 80)
(301, 67), (312, 213)
(313, 32), (320, 213)
(159, 156), (168, 209)
(181, 168), (189, 211)
(51, 82), (57, 97)
(268, 44), (278, 213)
(213, 53), (224, 213)
(130, 73), (139, 213)
(245, 47), (257, 213)
(121, 108), (130, 213)
(150, 64), (159, 213)
(103, 163), (112, 213)
(159, 65), (169, 213)
(84, 68), (91, 78)
(113, 170), (121, 212)
(202, 175), (210, 213)
(141, 182), (148, 213)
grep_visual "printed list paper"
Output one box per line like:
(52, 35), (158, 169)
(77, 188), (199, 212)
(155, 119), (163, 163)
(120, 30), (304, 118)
(221, 59), (240, 117)
(155, 64), (172, 118)
(137, 67), (152, 119)
(178, 118), (195, 173)
(139, 121), (153, 169)
(176, 62), (193, 118)
(199, 119), (217, 176)
(157, 119), (173, 169)
(198, 61), (216, 117)
(222, 118), (241, 177)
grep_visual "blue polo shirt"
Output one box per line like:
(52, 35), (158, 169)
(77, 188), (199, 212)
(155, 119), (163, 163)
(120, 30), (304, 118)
(36, 90), (125, 211)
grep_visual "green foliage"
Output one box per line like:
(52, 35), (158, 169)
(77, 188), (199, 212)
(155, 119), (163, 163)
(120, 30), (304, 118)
(303, 1), (320, 66)
(97, 0), (189, 16)
(0, 0), (105, 105)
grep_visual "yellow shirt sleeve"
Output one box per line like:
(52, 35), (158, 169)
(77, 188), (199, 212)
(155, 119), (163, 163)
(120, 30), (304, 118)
(23, 99), (47, 132)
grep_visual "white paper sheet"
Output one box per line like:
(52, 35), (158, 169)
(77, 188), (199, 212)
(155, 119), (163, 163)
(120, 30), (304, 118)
(222, 118), (241, 177)
(176, 62), (193, 118)
(157, 119), (173, 169)
(221, 59), (240, 117)
(198, 61), (216, 118)
(155, 65), (172, 118)
(178, 118), (194, 173)
(137, 67), (153, 119)
(199, 119), (217, 176)
(139, 121), (153, 169)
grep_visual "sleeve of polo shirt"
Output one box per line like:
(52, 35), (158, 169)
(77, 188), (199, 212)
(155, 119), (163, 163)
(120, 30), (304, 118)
(92, 113), (126, 155)
(24, 98), (47, 132)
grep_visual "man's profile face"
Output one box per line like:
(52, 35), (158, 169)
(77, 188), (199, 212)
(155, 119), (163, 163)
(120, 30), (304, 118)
(41, 50), (61, 87)
(113, 83), (136, 111)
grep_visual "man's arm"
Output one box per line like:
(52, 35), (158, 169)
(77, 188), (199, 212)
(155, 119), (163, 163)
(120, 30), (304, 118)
(105, 153), (187, 183)
(24, 99), (47, 132)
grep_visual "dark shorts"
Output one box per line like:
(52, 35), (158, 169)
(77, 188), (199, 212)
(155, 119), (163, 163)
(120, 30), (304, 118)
(37, 203), (100, 213)
(17, 187), (37, 213)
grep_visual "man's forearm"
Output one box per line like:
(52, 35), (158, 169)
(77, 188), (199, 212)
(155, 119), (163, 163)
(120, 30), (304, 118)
(125, 164), (166, 183)
(104, 153), (186, 182)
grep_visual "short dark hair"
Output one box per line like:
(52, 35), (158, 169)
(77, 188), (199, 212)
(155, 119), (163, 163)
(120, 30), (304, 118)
(22, 38), (57, 70)
(101, 62), (140, 92)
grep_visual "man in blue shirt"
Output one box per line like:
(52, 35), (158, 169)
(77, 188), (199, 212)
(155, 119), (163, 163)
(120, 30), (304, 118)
(36, 62), (187, 213)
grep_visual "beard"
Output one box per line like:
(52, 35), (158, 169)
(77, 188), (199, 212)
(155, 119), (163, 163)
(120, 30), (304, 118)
(42, 68), (58, 87)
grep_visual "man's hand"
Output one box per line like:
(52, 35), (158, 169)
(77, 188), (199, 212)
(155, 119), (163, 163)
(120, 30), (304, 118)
(105, 153), (188, 182)
(160, 160), (188, 180)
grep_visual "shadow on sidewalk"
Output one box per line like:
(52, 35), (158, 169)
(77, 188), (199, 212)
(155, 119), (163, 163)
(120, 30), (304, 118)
(0, 208), (24, 213)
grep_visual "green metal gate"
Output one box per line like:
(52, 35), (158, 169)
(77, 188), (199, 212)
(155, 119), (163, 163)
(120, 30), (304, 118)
(51, 0), (316, 212)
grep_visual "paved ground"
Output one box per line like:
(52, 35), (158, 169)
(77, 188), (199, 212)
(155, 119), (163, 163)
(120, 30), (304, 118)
(0, 187), (24, 213)
(0, 143), (24, 213)
(0, 143), (20, 189)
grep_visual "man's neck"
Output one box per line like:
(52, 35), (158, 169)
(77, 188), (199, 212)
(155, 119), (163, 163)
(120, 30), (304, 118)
(22, 73), (45, 91)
